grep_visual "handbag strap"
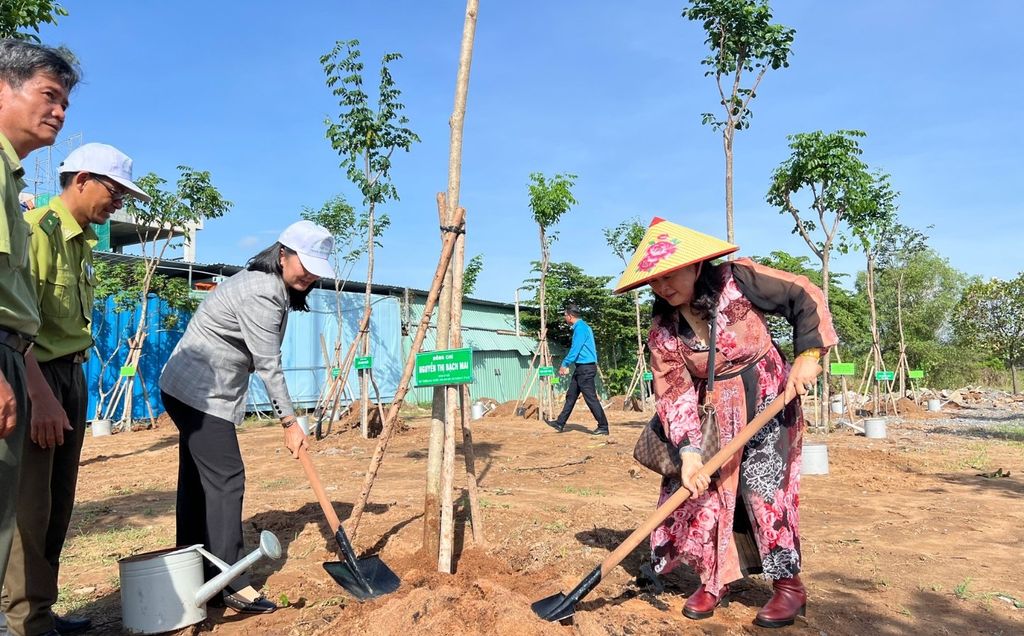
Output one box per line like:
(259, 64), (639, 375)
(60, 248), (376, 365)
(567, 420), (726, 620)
(705, 304), (719, 395)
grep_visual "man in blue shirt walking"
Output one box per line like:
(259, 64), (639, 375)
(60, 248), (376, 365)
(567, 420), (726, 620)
(546, 304), (610, 435)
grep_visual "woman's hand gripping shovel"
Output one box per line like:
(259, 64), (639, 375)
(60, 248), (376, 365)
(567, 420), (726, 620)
(531, 389), (797, 622)
(297, 448), (400, 600)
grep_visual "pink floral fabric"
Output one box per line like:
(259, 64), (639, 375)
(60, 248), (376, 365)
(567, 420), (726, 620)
(637, 233), (679, 272)
(647, 261), (836, 595)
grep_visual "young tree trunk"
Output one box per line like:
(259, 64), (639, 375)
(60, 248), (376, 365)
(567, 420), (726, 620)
(348, 208), (465, 543)
(820, 249), (832, 431)
(1011, 364), (1019, 395)
(897, 271), (907, 396)
(424, 193), (452, 562)
(360, 205), (376, 438)
(633, 291), (648, 408)
(439, 1), (481, 571)
(723, 125), (735, 247)
(866, 254), (883, 412)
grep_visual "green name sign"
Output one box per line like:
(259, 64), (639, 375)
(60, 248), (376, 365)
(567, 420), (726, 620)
(908, 369), (925, 379)
(643, 371), (653, 381)
(355, 356), (373, 370)
(330, 367), (341, 378)
(875, 371), (895, 382)
(415, 348), (474, 387)
(538, 366), (555, 377)
(120, 365), (136, 377)
(830, 363), (855, 376)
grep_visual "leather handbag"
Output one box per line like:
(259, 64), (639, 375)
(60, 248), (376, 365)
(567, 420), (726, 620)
(633, 306), (721, 476)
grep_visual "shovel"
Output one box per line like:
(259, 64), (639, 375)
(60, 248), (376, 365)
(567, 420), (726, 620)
(297, 448), (400, 601)
(532, 390), (796, 622)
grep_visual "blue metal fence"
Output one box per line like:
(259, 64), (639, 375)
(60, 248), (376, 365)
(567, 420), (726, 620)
(85, 288), (403, 421)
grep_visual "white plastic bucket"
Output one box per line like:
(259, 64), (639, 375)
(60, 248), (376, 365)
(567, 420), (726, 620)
(91, 419), (112, 437)
(296, 415), (311, 435)
(119, 546), (207, 634)
(802, 443), (829, 475)
(830, 397), (845, 414)
(864, 417), (887, 439)
(471, 402), (486, 420)
(927, 399), (941, 412)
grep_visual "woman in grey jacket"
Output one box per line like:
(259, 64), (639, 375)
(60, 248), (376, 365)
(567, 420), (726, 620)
(159, 220), (334, 614)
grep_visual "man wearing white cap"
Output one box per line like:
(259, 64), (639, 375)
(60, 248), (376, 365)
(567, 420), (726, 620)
(3, 143), (149, 636)
(158, 220), (333, 614)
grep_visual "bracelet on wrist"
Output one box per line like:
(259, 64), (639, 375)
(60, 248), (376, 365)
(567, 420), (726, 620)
(281, 417), (296, 429)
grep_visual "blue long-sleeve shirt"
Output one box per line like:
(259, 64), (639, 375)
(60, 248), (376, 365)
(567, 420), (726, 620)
(561, 318), (598, 367)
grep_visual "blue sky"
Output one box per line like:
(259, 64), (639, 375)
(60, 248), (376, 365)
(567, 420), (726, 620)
(31, 0), (1023, 302)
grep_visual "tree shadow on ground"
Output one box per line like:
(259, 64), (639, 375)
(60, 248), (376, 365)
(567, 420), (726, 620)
(931, 424), (1024, 441)
(246, 500), (391, 559)
(934, 471), (1024, 497)
(808, 570), (1023, 635)
(79, 434), (178, 467)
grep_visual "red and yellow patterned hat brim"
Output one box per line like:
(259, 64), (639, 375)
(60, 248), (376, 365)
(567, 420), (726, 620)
(613, 217), (739, 294)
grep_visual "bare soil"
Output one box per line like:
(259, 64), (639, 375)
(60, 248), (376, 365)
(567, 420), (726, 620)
(52, 401), (1023, 635)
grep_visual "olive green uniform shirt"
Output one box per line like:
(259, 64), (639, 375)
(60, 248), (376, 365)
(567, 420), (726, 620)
(24, 196), (97, 362)
(0, 133), (40, 338)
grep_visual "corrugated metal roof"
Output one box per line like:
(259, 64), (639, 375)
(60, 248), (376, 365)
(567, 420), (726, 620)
(407, 300), (538, 355)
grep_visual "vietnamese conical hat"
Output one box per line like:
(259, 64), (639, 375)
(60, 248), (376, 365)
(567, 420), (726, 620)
(613, 217), (739, 294)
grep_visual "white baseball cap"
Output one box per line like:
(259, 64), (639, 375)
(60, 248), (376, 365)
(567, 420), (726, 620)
(59, 143), (151, 202)
(278, 220), (335, 279)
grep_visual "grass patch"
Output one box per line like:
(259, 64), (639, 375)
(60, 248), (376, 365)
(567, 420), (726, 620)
(478, 498), (510, 510)
(260, 477), (292, 490)
(991, 423), (1024, 444)
(562, 485), (604, 497)
(63, 525), (170, 567)
(543, 520), (568, 533)
(953, 577), (972, 600)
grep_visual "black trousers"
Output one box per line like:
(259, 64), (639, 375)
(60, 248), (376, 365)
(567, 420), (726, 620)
(162, 392), (249, 594)
(555, 363), (609, 430)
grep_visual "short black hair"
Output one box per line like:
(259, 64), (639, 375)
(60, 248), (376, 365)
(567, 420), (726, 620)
(563, 303), (581, 317)
(245, 242), (314, 311)
(58, 171), (76, 190)
(0, 40), (80, 92)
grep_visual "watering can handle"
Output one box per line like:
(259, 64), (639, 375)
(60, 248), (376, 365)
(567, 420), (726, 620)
(193, 545), (232, 573)
(298, 448), (343, 533)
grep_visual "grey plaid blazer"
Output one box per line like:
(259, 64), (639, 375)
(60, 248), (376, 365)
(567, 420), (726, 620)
(159, 269), (295, 423)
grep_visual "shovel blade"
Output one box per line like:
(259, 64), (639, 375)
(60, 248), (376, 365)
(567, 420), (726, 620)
(324, 556), (400, 601)
(531, 592), (574, 622)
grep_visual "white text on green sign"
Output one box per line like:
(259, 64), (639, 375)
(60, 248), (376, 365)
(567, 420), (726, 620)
(875, 371), (895, 381)
(414, 348), (474, 387)
(355, 356), (373, 370)
(538, 366), (554, 377)
(830, 363), (855, 376)
(642, 371), (653, 381)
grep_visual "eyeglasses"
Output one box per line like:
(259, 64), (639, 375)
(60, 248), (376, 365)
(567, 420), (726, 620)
(90, 175), (126, 203)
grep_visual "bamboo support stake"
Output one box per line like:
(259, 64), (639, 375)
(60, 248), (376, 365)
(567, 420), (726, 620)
(348, 207), (466, 542)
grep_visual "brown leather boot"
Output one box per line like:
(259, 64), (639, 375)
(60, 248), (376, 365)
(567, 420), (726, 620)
(754, 576), (806, 628)
(683, 584), (729, 620)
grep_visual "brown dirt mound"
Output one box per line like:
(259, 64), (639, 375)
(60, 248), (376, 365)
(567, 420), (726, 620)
(487, 398), (538, 419)
(314, 550), (562, 636)
(606, 395), (643, 411)
(896, 397), (924, 414)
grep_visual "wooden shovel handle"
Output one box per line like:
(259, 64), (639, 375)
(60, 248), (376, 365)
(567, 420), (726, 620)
(599, 389), (795, 577)
(298, 448), (342, 533)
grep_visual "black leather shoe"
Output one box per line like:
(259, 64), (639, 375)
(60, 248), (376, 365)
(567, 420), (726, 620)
(222, 594), (278, 614)
(591, 428), (609, 436)
(545, 419), (564, 433)
(53, 612), (91, 635)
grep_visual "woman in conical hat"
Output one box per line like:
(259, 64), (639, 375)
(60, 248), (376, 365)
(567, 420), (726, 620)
(616, 217), (837, 628)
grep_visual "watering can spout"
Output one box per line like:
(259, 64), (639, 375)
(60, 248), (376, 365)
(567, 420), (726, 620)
(193, 531), (282, 608)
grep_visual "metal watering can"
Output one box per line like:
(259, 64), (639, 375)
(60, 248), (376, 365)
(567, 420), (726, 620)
(119, 530), (282, 634)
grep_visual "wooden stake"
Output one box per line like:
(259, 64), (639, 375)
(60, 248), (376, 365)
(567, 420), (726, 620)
(424, 192), (452, 562)
(348, 207), (466, 542)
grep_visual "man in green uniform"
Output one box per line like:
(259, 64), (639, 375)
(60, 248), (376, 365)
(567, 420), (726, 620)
(0, 40), (79, 636)
(3, 144), (150, 636)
